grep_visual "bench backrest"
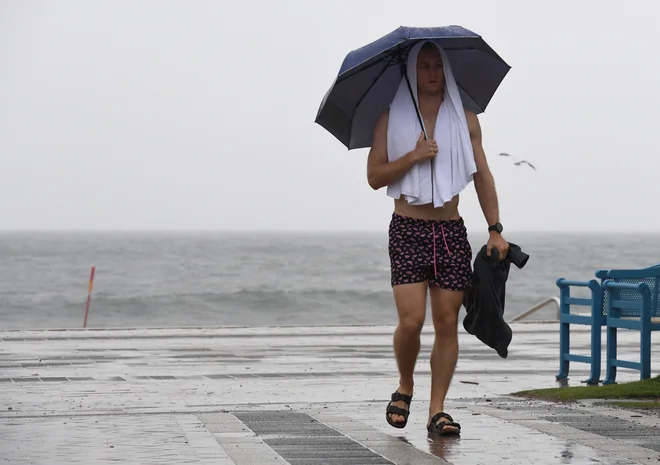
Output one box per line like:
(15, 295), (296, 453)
(596, 265), (660, 318)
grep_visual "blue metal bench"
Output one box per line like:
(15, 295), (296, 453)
(556, 277), (604, 385)
(600, 266), (660, 384)
(556, 264), (660, 385)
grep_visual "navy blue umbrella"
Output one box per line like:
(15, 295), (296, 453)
(315, 25), (511, 149)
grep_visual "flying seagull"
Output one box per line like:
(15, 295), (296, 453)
(513, 160), (536, 171)
(498, 153), (536, 171)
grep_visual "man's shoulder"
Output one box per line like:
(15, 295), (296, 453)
(375, 108), (390, 129)
(463, 109), (481, 136)
(463, 109), (478, 123)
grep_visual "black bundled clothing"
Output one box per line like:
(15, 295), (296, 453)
(462, 242), (529, 358)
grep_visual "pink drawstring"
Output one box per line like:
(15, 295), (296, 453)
(432, 223), (452, 278)
(432, 224), (438, 278)
(440, 224), (452, 257)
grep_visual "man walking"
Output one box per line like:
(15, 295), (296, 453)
(366, 40), (509, 435)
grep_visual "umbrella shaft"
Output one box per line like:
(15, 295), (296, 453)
(403, 69), (434, 204)
(402, 70), (427, 140)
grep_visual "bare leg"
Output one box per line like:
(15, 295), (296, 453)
(426, 285), (463, 433)
(387, 281), (427, 425)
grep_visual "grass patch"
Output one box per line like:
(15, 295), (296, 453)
(511, 375), (660, 402)
(603, 401), (660, 409)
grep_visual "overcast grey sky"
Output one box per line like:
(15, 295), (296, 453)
(1, 0), (658, 232)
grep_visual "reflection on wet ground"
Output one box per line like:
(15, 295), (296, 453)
(1, 323), (659, 464)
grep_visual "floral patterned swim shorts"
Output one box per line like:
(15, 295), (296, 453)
(388, 213), (473, 291)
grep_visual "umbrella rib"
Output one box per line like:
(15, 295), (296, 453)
(337, 48), (408, 84)
(347, 59), (399, 145)
(454, 80), (484, 113)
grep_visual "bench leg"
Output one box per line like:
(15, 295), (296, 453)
(604, 323), (617, 385)
(640, 327), (651, 380)
(585, 321), (601, 385)
(556, 320), (570, 380)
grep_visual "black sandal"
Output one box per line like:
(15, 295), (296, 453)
(427, 411), (461, 435)
(385, 390), (412, 429)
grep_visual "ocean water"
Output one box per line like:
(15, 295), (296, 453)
(1, 231), (659, 330)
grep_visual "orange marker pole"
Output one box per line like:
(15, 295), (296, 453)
(83, 266), (95, 328)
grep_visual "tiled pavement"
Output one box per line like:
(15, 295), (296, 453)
(1, 323), (659, 464)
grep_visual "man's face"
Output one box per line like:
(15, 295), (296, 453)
(416, 46), (444, 96)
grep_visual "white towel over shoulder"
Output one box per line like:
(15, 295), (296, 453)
(386, 40), (477, 208)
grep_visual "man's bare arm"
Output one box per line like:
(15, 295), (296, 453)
(366, 111), (421, 190)
(466, 111), (499, 227)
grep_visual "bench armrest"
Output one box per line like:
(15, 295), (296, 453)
(602, 281), (651, 293)
(556, 278), (600, 290)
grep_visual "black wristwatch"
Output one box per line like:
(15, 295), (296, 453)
(488, 222), (503, 234)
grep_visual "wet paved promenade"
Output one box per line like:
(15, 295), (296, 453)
(1, 323), (659, 464)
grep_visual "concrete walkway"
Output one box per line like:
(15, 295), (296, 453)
(1, 323), (659, 464)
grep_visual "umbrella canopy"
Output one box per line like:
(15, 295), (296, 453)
(315, 25), (511, 149)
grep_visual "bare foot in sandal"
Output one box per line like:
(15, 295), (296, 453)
(427, 411), (461, 435)
(386, 389), (413, 428)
